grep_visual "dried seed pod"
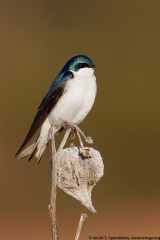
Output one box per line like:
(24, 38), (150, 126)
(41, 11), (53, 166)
(54, 147), (104, 213)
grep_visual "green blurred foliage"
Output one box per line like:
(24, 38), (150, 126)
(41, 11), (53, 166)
(1, 0), (160, 239)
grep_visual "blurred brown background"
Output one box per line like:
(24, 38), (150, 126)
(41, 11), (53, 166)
(1, 0), (160, 239)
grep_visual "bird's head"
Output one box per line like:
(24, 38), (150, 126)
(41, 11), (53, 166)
(62, 55), (95, 78)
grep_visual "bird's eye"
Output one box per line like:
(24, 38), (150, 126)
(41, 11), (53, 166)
(78, 63), (90, 68)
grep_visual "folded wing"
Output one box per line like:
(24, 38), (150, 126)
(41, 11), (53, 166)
(15, 71), (73, 156)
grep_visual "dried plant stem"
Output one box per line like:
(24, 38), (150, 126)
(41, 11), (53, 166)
(58, 128), (71, 152)
(76, 126), (93, 144)
(48, 125), (59, 240)
(74, 214), (88, 240)
(76, 127), (84, 148)
(48, 125), (94, 240)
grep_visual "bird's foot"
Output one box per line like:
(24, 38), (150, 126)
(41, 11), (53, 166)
(63, 121), (75, 130)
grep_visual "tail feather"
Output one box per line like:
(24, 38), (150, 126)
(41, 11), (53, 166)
(35, 145), (47, 163)
(18, 142), (37, 159)
(18, 137), (47, 163)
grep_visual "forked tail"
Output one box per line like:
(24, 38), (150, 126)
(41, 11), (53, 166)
(18, 136), (48, 163)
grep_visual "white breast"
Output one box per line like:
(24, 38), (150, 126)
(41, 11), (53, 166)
(48, 68), (97, 126)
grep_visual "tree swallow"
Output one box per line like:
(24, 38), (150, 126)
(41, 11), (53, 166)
(15, 55), (97, 162)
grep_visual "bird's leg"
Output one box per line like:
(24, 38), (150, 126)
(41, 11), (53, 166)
(63, 121), (73, 130)
(75, 126), (93, 144)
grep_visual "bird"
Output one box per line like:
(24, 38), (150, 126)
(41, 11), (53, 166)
(15, 55), (97, 162)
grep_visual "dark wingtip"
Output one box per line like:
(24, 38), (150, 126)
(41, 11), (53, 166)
(14, 144), (25, 157)
(15, 149), (20, 157)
